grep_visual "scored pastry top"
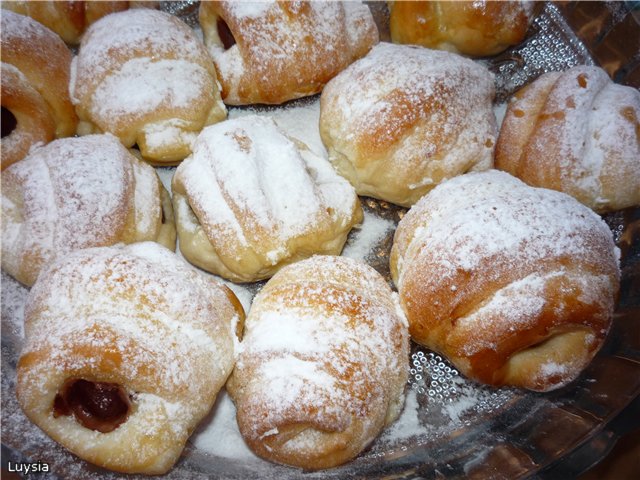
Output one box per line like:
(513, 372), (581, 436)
(172, 115), (362, 282)
(496, 65), (640, 213)
(228, 255), (409, 469)
(1, 133), (170, 286)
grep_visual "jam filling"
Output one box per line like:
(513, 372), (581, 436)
(217, 18), (236, 50)
(53, 379), (132, 433)
(1, 107), (17, 138)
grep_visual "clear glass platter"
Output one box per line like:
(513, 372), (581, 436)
(2, 2), (639, 479)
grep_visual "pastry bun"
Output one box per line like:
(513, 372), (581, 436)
(17, 242), (244, 474)
(1, 10), (77, 170)
(389, 1), (535, 57)
(70, 8), (227, 165)
(228, 255), (409, 469)
(391, 170), (620, 392)
(320, 42), (496, 207)
(199, 1), (378, 105)
(1, 134), (175, 287)
(496, 65), (640, 213)
(172, 115), (362, 282)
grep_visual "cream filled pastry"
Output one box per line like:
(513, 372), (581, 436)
(228, 255), (409, 469)
(172, 115), (363, 282)
(496, 65), (640, 213)
(320, 42), (497, 207)
(70, 8), (227, 164)
(1, 133), (175, 286)
(16, 242), (244, 474)
(391, 170), (620, 392)
(199, 1), (378, 105)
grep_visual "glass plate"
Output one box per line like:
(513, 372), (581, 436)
(2, 2), (639, 479)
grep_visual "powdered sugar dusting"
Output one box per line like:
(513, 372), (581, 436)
(396, 171), (616, 284)
(202, 1), (377, 104)
(320, 42), (496, 206)
(229, 256), (409, 461)
(90, 59), (214, 128)
(173, 115), (360, 271)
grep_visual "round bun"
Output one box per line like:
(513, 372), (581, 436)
(70, 8), (227, 165)
(389, 0), (534, 57)
(320, 42), (496, 207)
(228, 255), (409, 469)
(496, 65), (640, 213)
(17, 242), (243, 474)
(1, 134), (176, 286)
(199, 1), (378, 105)
(1, 10), (78, 170)
(390, 170), (620, 392)
(172, 115), (363, 282)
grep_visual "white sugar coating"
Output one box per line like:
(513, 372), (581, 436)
(191, 390), (261, 462)
(456, 272), (554, 354)
(155, 167), (175, 193)
(131, 156), (160, 237)
(1, 271), (29, 340)
(226, 0), (276, 19)
(396, 170), (617, 284)
(90, 58), (213, 125)
(71, 9), (208, 105)
(342, 209), (395, 261)
(229, 97), (326, 157)
(230, 255), (409, 459)
(2, 134), (130, 262)
(142, 119), (199, 152)
(203, 1), (377, 104)
(174, 115), (359, 265)
(493, 102), (508, 129)
(377, 389), (423, 440)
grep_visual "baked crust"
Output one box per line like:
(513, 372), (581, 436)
(496, 65), (640, 213)
(172, 115), (362, 282)
(199, 1), (378, 105)
(391, 170), (620, 392)
(70, 9), (226, 164)
(1, 134), (176, 286)
(227, 255), (409, 469)
(389, 0), (534, 57)
(320, 42), (496, 207)
(16, 243), (243, 474)
(1, 10), (77, 170)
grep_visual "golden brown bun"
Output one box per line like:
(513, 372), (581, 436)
(1, 134), (176, 287)
(389, 0), (534, 57)
(390, 170), (620, 392)
(70, 9), (226, 165)
(1, 10), (77, 170)
(16, 243), (244, 474)
(320, 42), (496, 207)
(0, 1), (157, 45)
(199, 1), (378, 105)
(227, 255), (409, 469)
(172, 115), (363, 282)
(496, 65), (640, 213)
